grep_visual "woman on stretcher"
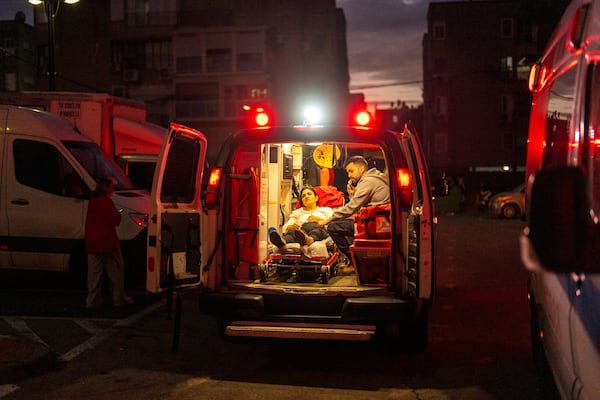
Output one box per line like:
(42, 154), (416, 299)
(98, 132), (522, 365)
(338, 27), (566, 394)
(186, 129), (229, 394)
(269, 185), (332, 250)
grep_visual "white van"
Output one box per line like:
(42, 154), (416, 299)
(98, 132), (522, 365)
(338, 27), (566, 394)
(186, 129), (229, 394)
(147, 106), (435, 347)
(521, 0), (600, 398)
(0, 105), (149, 281)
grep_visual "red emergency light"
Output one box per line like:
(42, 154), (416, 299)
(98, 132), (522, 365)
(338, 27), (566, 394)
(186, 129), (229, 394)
(354, 110), (372, 127)
(396, 167), (413, 208)
(205, 167), (222, 207)
(243, 104), (273, 128)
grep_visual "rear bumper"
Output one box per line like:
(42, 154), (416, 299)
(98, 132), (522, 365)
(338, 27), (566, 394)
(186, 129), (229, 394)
(199, 291), (418, 324)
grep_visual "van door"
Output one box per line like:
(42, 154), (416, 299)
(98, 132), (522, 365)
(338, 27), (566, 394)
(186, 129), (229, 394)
(400, 126), (435, 300)
(146, 123), (207, 293)
(5, 135), (87, 271)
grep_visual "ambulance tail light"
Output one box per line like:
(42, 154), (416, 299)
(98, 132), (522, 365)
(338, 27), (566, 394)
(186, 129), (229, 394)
(205, 167), (222, 207)
(397, 168), (413, 208)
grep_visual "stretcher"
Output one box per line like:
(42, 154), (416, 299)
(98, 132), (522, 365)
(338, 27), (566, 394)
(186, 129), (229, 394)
(259, 185), (345, 284)
(259, 239), (340, 284)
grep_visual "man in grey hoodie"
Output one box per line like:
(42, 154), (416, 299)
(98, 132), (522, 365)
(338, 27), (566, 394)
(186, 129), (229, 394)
(319, 155), (390, 264)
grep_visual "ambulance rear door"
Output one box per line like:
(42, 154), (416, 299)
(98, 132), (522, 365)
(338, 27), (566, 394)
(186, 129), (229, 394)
(399, 126), (435, 301)
(146, 123), (207, 293)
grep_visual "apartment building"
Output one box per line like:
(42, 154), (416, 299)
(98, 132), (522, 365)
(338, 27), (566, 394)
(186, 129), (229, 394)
(27, 0), (349, 160)
(422, 0), (569, 191)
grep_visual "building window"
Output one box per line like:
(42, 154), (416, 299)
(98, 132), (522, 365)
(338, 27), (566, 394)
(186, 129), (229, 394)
(176, 56), (202, 74)
(434, 95), (447, 117)
(224, 84), (267, 117)
(500, 94), (514, 121)
(206, 48), (232, 72)
(236, 31), (264, 71)
(434, 133), (448, 153)
(145, 41), (171, 70)
(516, 57), (531, 80)
(175, 82), (219, 118)
(500, 56), (513, 72)
(500, 18), (514, 39)
(433, 22), (446, 40)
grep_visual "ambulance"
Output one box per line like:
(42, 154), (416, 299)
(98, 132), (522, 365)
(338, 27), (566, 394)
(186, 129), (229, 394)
(147, 104), (435, 347)
(521, 0), (600, 398)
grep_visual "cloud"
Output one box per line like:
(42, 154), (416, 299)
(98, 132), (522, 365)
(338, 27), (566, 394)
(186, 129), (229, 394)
(338, 0), (436, 105)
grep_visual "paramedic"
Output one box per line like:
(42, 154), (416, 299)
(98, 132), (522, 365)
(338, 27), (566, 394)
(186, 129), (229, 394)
(269, 185), (333, 248)
(319, 155), (390, 263)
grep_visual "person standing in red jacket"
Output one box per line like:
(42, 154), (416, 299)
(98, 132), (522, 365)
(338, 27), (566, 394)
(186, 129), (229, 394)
(85, 178), (133, 309)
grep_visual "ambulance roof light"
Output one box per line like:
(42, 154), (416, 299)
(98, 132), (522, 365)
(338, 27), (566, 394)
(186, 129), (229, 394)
(303, 106), (322, 126)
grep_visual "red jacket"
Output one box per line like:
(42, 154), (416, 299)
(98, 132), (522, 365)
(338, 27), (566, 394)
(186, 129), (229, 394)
(85, 195), (121, 253)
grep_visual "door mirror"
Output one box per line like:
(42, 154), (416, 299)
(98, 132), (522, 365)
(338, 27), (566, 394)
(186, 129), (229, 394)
(527, 167), (600, 272)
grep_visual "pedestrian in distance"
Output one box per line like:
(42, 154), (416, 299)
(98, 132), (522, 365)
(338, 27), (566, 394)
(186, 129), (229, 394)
(85, 178), (133, 309)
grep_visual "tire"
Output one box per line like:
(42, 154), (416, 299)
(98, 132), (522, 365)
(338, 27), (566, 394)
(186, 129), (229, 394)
(376, 301), (429, 352)
(501, 203), (518, 219)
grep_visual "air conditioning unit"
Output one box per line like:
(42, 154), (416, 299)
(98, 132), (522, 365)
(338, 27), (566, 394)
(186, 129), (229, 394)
(122, 69), (139, 82)
(159, 68), (172, 80)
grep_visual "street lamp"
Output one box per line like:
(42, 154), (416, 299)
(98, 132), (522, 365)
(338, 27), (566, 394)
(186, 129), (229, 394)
(28, 0), (80, 91)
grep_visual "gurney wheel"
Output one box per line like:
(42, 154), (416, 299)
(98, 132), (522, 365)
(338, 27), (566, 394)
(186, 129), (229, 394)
(259, 264), (268, 282)
(320, 266), (329, 284)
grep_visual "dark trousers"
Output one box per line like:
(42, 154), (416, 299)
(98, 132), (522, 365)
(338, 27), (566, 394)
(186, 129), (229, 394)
(283, 222), (329, 243)
(326, 219), (355, 258)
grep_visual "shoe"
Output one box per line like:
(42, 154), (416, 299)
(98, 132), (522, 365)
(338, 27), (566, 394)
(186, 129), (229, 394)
(337, 253), (351, 267)
(293, 229), (314, 246)
(114, 296), (134, 307)
(269, 230), (286, 248)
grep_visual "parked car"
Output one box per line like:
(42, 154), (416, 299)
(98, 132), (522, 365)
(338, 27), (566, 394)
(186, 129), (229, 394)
(488, 183), (525, 219)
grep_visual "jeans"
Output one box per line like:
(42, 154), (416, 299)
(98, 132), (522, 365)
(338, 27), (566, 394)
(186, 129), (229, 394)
(326, 219), (355, 258)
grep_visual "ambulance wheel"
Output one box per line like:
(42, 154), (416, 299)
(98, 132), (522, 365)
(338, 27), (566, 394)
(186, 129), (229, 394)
(501, 203), (518, 219)
(376, 301), (429, 352)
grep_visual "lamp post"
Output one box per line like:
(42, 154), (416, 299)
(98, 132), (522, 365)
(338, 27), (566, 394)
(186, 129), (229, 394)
(28, 0), (80, 91)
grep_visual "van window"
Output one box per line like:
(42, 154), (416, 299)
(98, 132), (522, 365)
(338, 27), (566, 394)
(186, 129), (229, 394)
(63, 140), (133, 190)
(160, 134), (201, 203)
(543, 66), (576, 168)
(13, 139), (86, 197)
(587, 63), (600, 217)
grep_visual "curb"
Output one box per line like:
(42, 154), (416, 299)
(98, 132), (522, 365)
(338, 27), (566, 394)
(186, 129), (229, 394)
(0, 335), (56, 384)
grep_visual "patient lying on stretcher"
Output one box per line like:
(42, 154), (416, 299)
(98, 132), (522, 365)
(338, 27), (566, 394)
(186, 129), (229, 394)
(269, 185), (333, 256)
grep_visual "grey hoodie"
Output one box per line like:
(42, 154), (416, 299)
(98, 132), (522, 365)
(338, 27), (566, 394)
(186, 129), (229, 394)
(331, 168), (390, 220)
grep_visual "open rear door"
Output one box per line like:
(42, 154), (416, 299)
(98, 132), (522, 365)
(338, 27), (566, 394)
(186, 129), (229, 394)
(146, 123), (207, 293)
(401, 126), (435, 301)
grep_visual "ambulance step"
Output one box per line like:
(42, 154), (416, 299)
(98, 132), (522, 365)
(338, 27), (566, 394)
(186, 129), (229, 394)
(225, 321), (376, 341)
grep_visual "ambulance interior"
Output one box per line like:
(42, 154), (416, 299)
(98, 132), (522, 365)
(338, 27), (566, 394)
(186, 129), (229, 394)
(225, 139), (409, 289)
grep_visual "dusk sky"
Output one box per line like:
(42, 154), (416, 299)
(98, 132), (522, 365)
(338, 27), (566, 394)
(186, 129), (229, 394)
(1, 0), (444, 108)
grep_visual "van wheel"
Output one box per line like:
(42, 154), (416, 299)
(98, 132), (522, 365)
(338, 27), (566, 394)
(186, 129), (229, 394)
(501, 204), (518, 219)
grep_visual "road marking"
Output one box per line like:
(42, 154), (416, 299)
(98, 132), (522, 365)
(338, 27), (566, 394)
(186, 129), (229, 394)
(0, 384), (19, 399)
(3, 317), (48, 347)
(59, 300), (165, 362)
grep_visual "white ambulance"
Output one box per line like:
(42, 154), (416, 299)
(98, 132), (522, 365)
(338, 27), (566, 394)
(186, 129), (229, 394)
(0, 105), (149, 280)
(521, 0), (600, 398)
(147, 105), (435, 348)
